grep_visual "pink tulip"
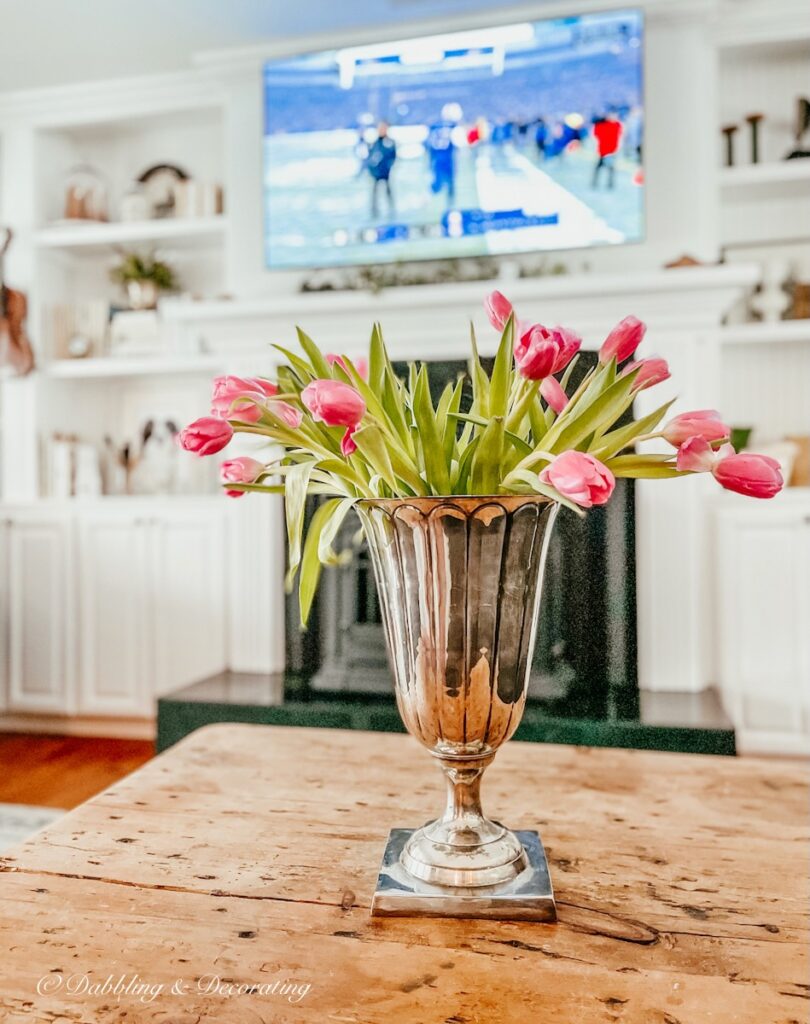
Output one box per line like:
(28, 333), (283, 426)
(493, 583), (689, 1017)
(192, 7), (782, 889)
(301, 379), (366, 428)
(221, 456), (264, 498)
(484, 290), (513, 331)
(713, 452), (783, 498)
(211, 376), (267, 423)
(664, 410), (729, 448)
(551, 327), (581, 373)
(250, 377), (279, 397)
(599, 315), (646, 364)
(177, 417), (233, 456)
(539, 451), (615, 508)
(326, 353), (369, 380)
(676, 436), (723, 474)
(622, 357), (670, 391)
(676, 437), (784, 498)
(267, 400), (303, 429)
(514, 324), (561, 380)
(341, 426), (358, 457)
(540, 375), (569, 414)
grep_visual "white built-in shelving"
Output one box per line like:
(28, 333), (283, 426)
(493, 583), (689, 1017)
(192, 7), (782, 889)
(41, 354), (226, 379)
(718, 161), (810, 198)
(719, 320), (810, 346)
(34, 215), (228, 254)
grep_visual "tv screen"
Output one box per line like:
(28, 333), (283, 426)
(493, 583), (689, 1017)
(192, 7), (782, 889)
(263, 9), (644, 270)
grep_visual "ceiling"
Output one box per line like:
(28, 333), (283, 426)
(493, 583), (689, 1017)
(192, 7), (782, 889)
(0, 0), (507, 93)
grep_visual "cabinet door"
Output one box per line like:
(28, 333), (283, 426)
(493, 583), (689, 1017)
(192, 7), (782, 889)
(78, 512), (150, 716)
(717, 507), (810, 746)
(5, 515), (74, 713)
(151, 508), (226, 699)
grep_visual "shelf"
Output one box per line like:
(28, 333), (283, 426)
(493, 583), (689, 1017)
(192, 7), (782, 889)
(41, 354), (225, 379)
(33, 215), (228, 254)
(718, 161), (810, 198)
(719, 320), (810, 346)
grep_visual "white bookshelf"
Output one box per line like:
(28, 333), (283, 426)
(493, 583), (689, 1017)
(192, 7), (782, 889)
(34, 215), (228, 254)
(718, 161), (810, 198)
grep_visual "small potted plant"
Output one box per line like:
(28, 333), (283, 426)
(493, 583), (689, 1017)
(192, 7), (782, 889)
(110, 251), (177, 310)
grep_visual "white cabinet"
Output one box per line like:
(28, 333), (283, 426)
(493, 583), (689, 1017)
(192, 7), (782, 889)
(77, 502), (227, 716)
(151, 507), (226, 697)
(1, 511), (74, 714)
(77, 509), (150, 716)
(716, 493), (810, 755)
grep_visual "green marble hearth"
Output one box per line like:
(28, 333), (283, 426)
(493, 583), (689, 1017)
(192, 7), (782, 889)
(157, 672), (736, 755)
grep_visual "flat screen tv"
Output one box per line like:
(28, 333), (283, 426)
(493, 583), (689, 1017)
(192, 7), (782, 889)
(263, 9), (644, 270)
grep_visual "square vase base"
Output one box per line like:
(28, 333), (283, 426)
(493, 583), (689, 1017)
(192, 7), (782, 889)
(371, 828), (557, 922)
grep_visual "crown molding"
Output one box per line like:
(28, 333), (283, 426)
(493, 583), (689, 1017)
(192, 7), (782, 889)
(0, 68), (224, 129)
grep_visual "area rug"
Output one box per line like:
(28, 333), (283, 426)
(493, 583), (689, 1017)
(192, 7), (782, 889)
(0, 803), (64, 853)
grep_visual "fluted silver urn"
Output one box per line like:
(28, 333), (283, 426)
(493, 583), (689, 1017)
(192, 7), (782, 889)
(356, 495), (559, 920)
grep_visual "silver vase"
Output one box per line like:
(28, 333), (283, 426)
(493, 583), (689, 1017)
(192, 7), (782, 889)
(356, 495), (559, 920)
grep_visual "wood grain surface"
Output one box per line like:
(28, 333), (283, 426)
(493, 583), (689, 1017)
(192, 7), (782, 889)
(0, 723), (807, 1023)
(0, 734), (154, 808)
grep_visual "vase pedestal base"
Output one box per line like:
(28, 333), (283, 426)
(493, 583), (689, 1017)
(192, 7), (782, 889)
(371, 828), (556, 922)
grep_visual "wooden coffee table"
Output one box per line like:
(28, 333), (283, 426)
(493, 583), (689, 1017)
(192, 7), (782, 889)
(0, 724), (806, 1023)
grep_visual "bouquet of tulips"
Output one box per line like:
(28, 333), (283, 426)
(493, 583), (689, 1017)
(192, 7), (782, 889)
(179, 289), (783, 623)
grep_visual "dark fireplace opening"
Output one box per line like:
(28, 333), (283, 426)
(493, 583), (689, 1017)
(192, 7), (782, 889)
(285, 354), (638, 721)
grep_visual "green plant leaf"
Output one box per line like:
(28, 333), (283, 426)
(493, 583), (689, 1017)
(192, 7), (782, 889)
(442, 378), (464, 464)
(351, 423), (398, 492)
(468, 322), (490, 416)
(296, 326), (332, 378)
(543, 369), (639, 456)
(488, 315), (514, 420)
(606, 454), (684, 479)
(470, 416), (504, 494)
(368, 323), (385, 393)
(272, 344), (317, 383)
(590, 399), (675, 460)
(412, 366), (451, 493)
(453, 434), (480, 492)
(317, 497), (357, 565)
(298, 498), (342, 626)
(284, 460), (315, 590)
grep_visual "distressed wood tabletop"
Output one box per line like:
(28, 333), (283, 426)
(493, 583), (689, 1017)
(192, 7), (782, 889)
(0, 723), (807, 1023)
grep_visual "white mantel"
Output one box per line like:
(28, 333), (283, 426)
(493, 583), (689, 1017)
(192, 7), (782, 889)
(165, 263), (760, 695)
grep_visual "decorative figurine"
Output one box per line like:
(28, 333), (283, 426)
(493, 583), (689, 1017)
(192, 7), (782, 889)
(721, 124), (738, 167)
(745, 113), (764, 164)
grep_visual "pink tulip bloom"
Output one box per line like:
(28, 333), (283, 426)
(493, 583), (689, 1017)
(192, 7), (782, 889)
(599, 315), (646, 364)
(177, 417), (233, 456)
(267, 400), (303, 429)
(326, 353), (369, 380)
(664, 410), (729, 448)
(539, 451), (615, 508)
(211, 376), (267, 423)
(484, 290), (513, 331)
(221, 456), (265, 497)
(540, 375), (569, 414)
(713, 452), (783, 498)
(551, 327), (581, 373)
(341, 426), (358, 457)
(514, 324), (560, 380)
(676, 437), (783, 498)
(301, 379), (366, 428)
(676, 436), (723, 474)
(622, 357), (671, 391)
(250, 377), (279, 397)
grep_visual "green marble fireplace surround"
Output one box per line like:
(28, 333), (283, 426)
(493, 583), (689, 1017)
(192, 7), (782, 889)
(156, 672), (735, 755)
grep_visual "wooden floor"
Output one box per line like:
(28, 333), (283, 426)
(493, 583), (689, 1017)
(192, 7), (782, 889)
(0, 734), (154, 809)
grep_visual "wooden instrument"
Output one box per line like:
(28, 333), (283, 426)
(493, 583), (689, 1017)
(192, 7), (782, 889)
(0, 227), (35, 375)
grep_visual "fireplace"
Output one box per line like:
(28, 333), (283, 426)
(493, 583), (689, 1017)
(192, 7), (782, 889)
(285, 354), (638, 716)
